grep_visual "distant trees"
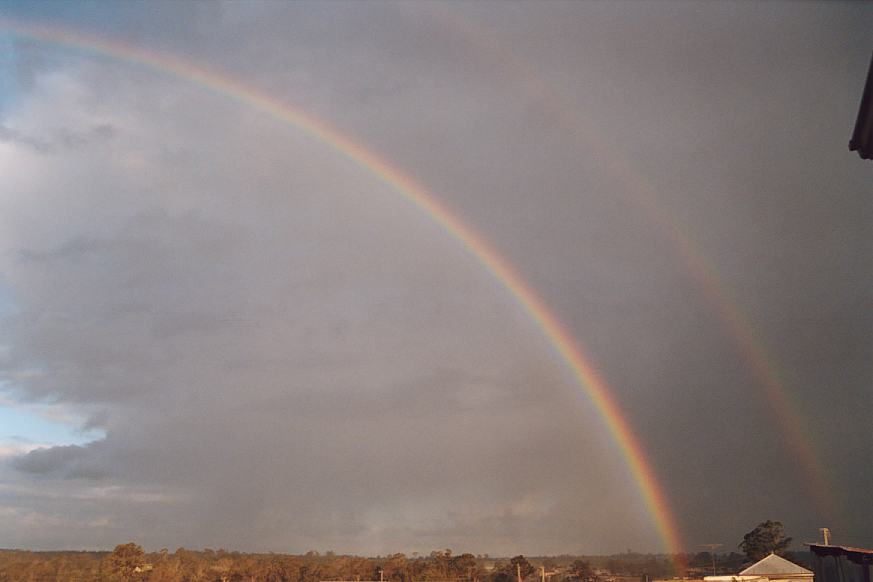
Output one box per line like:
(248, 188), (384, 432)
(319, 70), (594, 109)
(568, 560), (593, 581)
(431, 550), (453, 578)
(488, 555), (534, 582)
(452, 553), (479, 582)
(0, 546), (698, 582)
(689, 552), (712, 569)
(407, 550), (483, 581)
(102, 543), (147, 581)
(510, 556), (535, 581)
(380, 553), (412, 582)
(739, 521), (793, 561)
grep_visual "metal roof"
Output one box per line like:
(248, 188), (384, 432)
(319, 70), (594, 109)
(808, 544), (873, 565)
(849, 51), (873, 160)
(739, 554), (813, 577)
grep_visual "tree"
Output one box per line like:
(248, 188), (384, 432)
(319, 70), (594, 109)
(569, 560), (593, 582)
(102, 543), (147, 582)
(436, 550), (453, 578)
(213, 557), (236, 582)
(382, 553), (412, 582)
(509, 556), (534, 582)
(451, 553), (477, 578)
(739, 521), (793, 561)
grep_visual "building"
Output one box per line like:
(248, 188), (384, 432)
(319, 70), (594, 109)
(738, 554), (814, 582)
(850, 51), (873, 160)
(705, 554), (814, 582)
(808, 544), (872, 582)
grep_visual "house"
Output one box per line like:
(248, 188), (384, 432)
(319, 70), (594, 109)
(705, 554), (813, 582)
(738, 554), (813, 582)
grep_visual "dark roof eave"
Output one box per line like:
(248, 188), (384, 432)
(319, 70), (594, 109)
(849, 51), (873, 161)
(808, 544), (873, 565)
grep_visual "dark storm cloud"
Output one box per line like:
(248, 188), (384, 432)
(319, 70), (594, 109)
(12, 444), (86, 475)
(0, 0), (870, 555)
(12, 444), (107, 479)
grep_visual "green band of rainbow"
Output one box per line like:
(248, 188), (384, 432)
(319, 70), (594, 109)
(0, 20), (686, 561)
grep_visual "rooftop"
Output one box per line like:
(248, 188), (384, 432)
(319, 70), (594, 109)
(739, 555), (813, 577)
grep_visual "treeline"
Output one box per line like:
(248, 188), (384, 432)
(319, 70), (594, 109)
(0, 546), (663, 582)
(0, 543), (811, 582)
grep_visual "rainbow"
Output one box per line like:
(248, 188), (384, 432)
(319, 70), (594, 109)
(0, 20), (687, 561)
(422, 3), (839, 525)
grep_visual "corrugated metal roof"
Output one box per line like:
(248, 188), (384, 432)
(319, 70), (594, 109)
(705, 576), (767, 582)
(808, 544), (873, 558)
(849, 51), (873, 160)
(739, 555), (813, 577)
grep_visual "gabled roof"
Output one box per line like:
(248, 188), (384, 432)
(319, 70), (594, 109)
(739, 554), (813, 577)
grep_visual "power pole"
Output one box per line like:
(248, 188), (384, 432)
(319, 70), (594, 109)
(541, 566), (546, 582)
(700, 544), (723, 576)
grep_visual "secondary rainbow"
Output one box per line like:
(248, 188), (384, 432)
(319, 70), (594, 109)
(423, 3), (838, 525)
(0, 20), (687, 561)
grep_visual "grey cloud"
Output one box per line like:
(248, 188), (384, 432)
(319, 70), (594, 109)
(12, 444), (107, 479)
(0, 123), (51, 152)
(0, 0), (870, 555)
(18, 236), (115, 263)
(0, 122), (115, 153)
(55, 123), (115, 148)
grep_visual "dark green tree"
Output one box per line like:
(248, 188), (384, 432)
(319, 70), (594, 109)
(739, 520), (793, 561)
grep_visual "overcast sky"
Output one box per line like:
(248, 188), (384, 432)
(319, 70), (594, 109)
(0, 1), (871, 556)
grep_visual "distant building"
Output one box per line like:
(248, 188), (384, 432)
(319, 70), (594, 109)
(705, 554), (813, 582)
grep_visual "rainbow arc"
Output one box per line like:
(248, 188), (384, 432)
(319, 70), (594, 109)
(421, 3), (838, 525)
(0, 19), (686, 563)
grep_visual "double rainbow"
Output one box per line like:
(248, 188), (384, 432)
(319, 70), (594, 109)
(0, 19), (686, 561)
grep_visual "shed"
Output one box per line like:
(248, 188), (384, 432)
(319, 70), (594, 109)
(808, 543), (873, 582)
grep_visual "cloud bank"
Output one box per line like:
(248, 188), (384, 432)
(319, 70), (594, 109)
(0, 1), (870, 554)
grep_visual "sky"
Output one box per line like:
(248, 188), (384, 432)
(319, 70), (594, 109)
(0, 0), (871, 556)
